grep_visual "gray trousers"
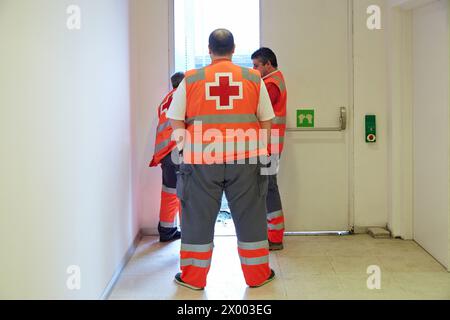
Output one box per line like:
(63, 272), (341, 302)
(267, 174), (282, 213)
(176, 163), (269, 244)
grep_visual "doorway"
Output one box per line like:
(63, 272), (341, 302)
(171, 0), (261, 236)
(172, 0), (260, 71)
(171, 0), (354, 233)
(261, 0), (353, 231)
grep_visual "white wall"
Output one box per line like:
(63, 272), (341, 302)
(0, 0), (137, 299)
(130, 0), (171, 234)
(412, 0), (449, 269)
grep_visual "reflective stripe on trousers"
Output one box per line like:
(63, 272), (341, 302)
(237, 240), (271, 287)
(159, 186), (179, 228)
(180, 242), (214, 288)
(266, 174), (285, 244)
(178, 163), (272, 288)
(160, 154), (180, 229)
(268, 216), (285, 244)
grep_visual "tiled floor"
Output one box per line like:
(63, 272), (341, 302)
(109, 234), (450, 300)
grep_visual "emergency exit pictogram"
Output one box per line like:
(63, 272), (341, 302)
(297, 109), (315, 128)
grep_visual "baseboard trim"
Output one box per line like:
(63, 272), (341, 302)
(285, 231), (351, 236)
(100, 231), (143, 300)
(140, 227), (159, 236)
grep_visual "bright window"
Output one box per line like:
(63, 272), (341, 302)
(173, 0), (260, 72)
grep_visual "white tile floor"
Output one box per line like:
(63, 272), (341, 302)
(109, 235), (450, 300)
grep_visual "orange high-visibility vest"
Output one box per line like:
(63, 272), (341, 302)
(183, 59), (267, 164)
(263, 70), (287, 155)
(150, 89), (178, 167)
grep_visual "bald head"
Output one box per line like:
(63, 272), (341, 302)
(209, 29), (235, 56)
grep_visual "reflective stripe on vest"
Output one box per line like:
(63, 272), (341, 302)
(272, 116), (286, 125)
(157, 120), (171, 133)
(186, 113), (258, 125)
(263, 70), (287, 155)
(186, 68), (206, 84)
(150, 90), (178, 167)
(184, 141), (261, 153)
(240, 67), (261, 84)
(154, 138), (172, 154)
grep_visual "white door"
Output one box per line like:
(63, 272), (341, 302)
(412, 0), (449, 269)
(261, 0), (351, 231)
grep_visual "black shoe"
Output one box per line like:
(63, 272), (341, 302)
(249, 269), (276, 288)
(269, 241), (284, 251)
(158, 222), (181, 242)
(160, 230), (181, 242)
(174, 273), (204, 291)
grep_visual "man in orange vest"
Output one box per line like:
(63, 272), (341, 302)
(149, 72), (185, 242)
(167, 29), (276, 290)
(252, 48), (287, 251)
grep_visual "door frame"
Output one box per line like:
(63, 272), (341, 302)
(348, 0), (356, 233)
(260, 0), (356, 233)
(386, 0), (414, 240)
(387, 0), (450, 260)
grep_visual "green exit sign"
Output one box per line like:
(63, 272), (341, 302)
(297, 109), (315, 128)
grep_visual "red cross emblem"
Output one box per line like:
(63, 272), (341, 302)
(206, 73), (243, 110)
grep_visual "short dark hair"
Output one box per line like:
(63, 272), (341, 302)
(209, 29), (235, 56)
(171, 72), (185, 89)
(251, 47), (278, 68)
